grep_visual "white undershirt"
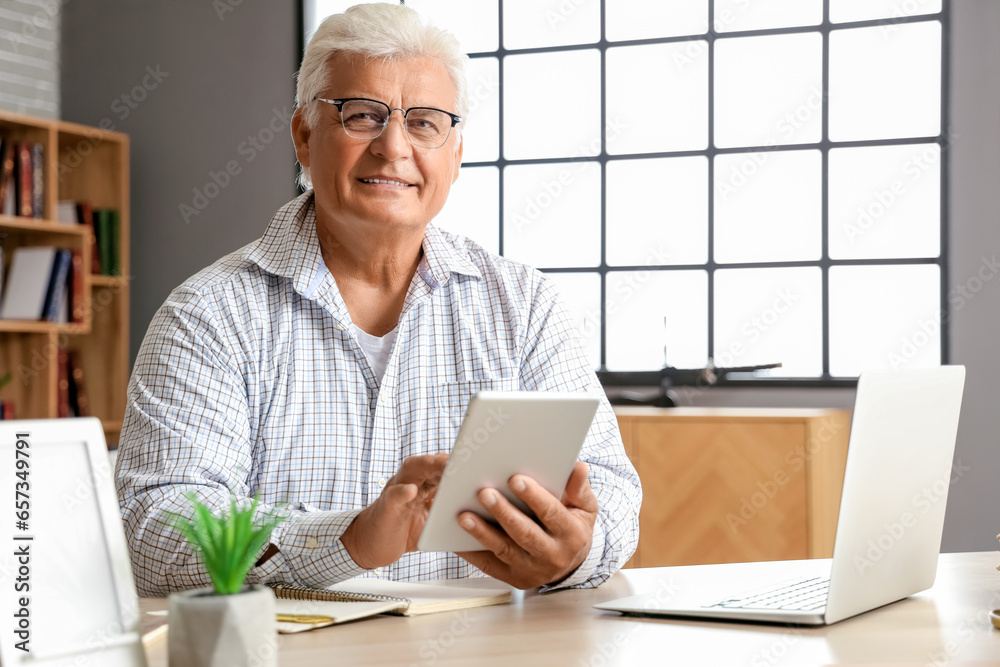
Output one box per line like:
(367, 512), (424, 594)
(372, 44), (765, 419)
(352, 324), (398, 384)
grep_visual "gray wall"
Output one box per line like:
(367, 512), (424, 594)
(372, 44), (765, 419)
(60, 1), (299, 358)
(60, 2), (998, 553)
(944, 0), (1000, 553)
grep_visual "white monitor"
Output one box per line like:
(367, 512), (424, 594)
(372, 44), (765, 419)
(0, 418), (147, 667)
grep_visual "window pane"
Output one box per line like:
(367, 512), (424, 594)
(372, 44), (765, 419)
(606, 0), (707, 41)
(606, 44), (708, 154)
(830, 0), (941, 24)
(829, 265), (941, 376)
(306, 0), (385, 37)
(405, 0), (499, 52)
(828, 144), (941, 260)
(605, 270), (708, 371)
(503, 0), (599, 50)
(829, 22), (941, 142)
(434, 166), (500, 254)
(503, 162), (601, 268)
(606, 157), (708, 266)
(544, 272), (602, 369)
(714, 267), (822, 376)
(308, 0), (499, 51)
(714, 0), (822, 32)
(463, 57), (500, 163)
(714, 33), (823, 148)
(714, 149), (821, 263)
(503, 50), (601, 160)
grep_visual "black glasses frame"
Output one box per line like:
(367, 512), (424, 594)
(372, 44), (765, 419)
(314, 97), (463, 148)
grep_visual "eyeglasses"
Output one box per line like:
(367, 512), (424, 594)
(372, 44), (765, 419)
(314, 97), (462, 149)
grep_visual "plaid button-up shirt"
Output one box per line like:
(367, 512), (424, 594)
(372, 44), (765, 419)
(116, 191), (641, 597)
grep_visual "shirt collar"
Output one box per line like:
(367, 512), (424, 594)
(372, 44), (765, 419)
(245, 191), (482, 297)
(244, 191), (327, 299)
(418, 222), (482, 288)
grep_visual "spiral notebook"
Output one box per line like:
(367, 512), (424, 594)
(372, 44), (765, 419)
(270, 579), (512, 633)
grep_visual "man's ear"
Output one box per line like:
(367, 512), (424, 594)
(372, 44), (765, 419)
(291, 107), (311, 169)
(451, 134), (463, 184)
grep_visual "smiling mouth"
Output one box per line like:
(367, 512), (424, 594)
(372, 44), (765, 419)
(360, 178), (414, 187)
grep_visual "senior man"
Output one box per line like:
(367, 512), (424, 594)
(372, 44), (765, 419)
(116, 3), (641, 596)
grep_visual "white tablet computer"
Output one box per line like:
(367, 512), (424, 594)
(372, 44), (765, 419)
(418, 391), (599, 553)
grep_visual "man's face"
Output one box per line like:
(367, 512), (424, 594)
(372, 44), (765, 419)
(293, 52), (463, 234)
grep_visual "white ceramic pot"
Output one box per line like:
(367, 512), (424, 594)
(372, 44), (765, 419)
(168, 584), (277, 667)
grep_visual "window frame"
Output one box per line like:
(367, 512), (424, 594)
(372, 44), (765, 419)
(300, 0), (951, 389)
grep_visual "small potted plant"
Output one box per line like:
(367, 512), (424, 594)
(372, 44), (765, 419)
(166, 493), (285, 667)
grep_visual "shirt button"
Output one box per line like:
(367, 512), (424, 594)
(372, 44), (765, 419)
(336, 323), (344, 331)
(378, 477), (387, 488)
(306, 537), (319, 549)
(374, 567), (384, 575)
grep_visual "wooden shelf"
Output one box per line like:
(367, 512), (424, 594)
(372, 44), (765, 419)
(0, 320), (90, 334)
(0, 215), (90, 235)
(0, 113), (129, 447)
(102, 419), (123, 433)
(90, 274), (128, 287)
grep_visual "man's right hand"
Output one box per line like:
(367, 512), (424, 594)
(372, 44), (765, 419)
(340, 452), (448, 570)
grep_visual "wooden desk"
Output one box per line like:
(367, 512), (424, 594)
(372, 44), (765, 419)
(615, 407), (850, 567)
(142, 552), (1000, 666)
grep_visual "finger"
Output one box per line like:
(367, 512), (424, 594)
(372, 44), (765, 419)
(455, 549), (516, 586)
(561, 462), (598, 513)
(456, 510), (522, 565)
(395, 452), (449, 481)
(508, 475), (575, 536)
(380, 482), (419, 515)
(476, 488), (552, 554)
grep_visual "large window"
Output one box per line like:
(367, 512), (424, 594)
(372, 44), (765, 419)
(304, 0), (948, 385)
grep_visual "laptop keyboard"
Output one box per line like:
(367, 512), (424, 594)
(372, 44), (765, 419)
(705, 576), (829, 612)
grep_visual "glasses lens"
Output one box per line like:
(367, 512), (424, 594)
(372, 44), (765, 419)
(405, 108), (452, 148)
(340, 100), (389, 138)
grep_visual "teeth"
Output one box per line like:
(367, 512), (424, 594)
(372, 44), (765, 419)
(363, 178), (410, 186)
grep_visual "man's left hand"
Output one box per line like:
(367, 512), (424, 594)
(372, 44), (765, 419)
(455, 461), (598, 589)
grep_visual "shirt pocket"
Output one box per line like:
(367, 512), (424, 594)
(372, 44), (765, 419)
(432, 378), (518, 449)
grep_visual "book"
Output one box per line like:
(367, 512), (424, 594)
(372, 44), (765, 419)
(94, 209), (112, 276)
(269, 579), (512, 634)
(76, 201), (100, 275)
(0, 138), (11, 214)
(0, 246), (58, 320)
(70, 250), (84, 323)
(31, 143), (44, 219)
(16, 142), (32, 217)
(1, 154), (15, 217)
(41, 248), (72, 322)
(108, 208), (120, 276)
(57, 200), (78, 224)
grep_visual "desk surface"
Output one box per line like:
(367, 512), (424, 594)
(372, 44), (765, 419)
(142, 551), (1000, 666)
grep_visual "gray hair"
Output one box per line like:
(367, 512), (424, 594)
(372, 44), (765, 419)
(295, 3), (469, 189)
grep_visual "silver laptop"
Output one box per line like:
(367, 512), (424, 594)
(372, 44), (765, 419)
(0, 418), (148, 666)
(596, 366), (966, 626)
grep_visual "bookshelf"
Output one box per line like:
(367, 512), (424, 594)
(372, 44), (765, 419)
(0, 111), (129, 446)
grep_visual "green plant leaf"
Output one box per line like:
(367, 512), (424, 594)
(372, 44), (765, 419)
(165, 492), (287, 595)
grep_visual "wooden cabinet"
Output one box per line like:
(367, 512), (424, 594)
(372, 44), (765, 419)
(616, 407), (850, 568)
(0, 111), (129, 446)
